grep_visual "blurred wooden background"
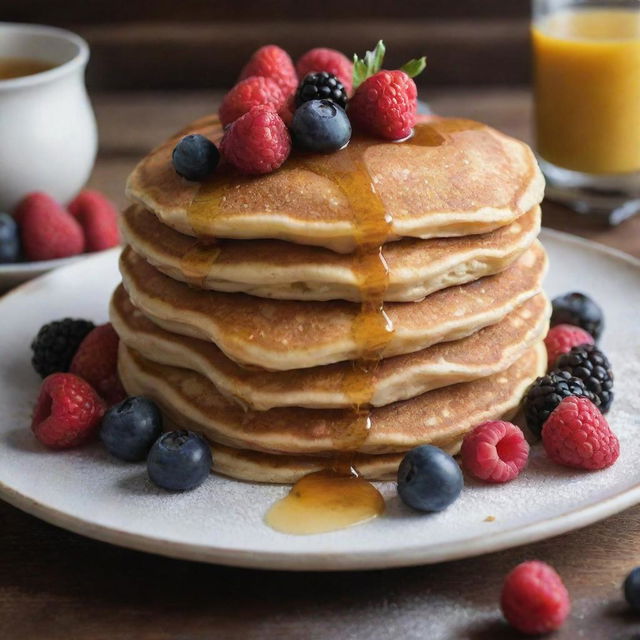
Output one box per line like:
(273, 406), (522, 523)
(3, 0), (531, 89)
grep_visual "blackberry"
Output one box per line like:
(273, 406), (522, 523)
(31, 318), (95, 378)
(523, 370), (593, 438)
(551, 292), (604, 340)
(295, 72), (348, 109)
(556, 344), (613, 413)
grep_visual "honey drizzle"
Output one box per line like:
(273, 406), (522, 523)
(291, 150), (394, 456)
(259, 146), (394, 533)
(179, 240), (221, 289)
(183, 123), (466, 534)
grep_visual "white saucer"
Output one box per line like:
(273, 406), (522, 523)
(0, 231), (638, 571)
(0, 253), (91, 291)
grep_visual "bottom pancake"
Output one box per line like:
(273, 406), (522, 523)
(118, 341), (546, 458)
(208, 443), (444, 484)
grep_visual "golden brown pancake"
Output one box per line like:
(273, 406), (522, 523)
(121, 204), (541, 302)
(126, 116), (544, 252)
(118, 342), (546, 456)
(119, 242), (547, 371)
(112, 285), (550, 410)
(208, 443), (451, 483)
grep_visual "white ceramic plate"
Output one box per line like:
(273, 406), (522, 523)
(0, 255), (85, 291)
(0, 230), (638, 571)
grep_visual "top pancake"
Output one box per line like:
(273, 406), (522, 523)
(126, 115), (544, 253)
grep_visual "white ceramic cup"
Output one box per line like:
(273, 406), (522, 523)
(0, 23), (97, 212)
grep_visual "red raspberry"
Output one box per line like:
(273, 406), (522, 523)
(221, 106), (291, 175)
(460, 421), (529, 483)
(68, 190), (120, 252)
(239, 45), (297, 96)
(501, 561), (570, 634)
(542, 396), (619, 470)
(218, 76), (286, 126)
(69, 323), (126, 406)
(14, 192), (84, 261)
(31, 373), (106, 449)
(349, 70), (418, 140)
(296, 47), (354, 95)
(544, 323), (594, 370)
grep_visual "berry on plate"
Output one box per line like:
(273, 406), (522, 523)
(460, 421), (529, 484)
(397, 444), (463, 512)
(147, 430), (212, 491)
(555, 344), (614, 413)
(15, 192), (84, 261)
(219, 75), (286, 126)
(101, 396), (163, 462)
(295, 71), (348, 109)
(172, 134), (220, 182)
(523, 370), (593, 438)
(221, 105), (291, 175)
(69, 323), (126, 405)
(542, 396), (619, 470)
(551, 291), (604, 340)
(624, 567), (640, 612)
(296, 47), (354, 95)
(290, 99), (352, 153)
(0, 212), (21, 263)
(68, 190), (120, 252)
(349, 40), (426, 140)
(239, 44), (297, 96)
(31, 318), (95, 378)
(31, 372), (106, 449)
(544, 323), (594, 370)
(501, 561), (570, 635)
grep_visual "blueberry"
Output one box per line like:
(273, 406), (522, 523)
(551, 292), (604, 341)
(290, 99), (352, 153)
(625, 567), (640, 611)
(172, 134), (220, 181)
(100, 396), (163, 462)
(147, 430), (212, 491)
(0, 213), (21, 263)
(397, 445), (463, 512)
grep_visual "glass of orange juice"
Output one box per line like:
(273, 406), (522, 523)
(532, 0), (640, 222)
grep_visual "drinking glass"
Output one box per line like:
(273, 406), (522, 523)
(532, 0), (640, 223)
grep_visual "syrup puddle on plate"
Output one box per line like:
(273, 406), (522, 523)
(265, 468), (385, 535)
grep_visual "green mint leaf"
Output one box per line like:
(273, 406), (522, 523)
(400, 56), (427, 79)
(352, 40), (386, 90)
(373, 40), (386, 72)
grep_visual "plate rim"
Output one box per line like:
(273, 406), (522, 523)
(0, 229), (638, 571)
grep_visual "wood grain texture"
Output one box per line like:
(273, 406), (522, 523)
(2, 0), (532, 88)
(75, 19), (529, 89)
(4, 0), (529, 23)
(2, 88), (640, 639)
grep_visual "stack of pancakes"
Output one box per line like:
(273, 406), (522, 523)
(111, 115), (548, 483)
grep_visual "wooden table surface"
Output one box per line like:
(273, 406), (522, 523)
(2, 88), (640, 639)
